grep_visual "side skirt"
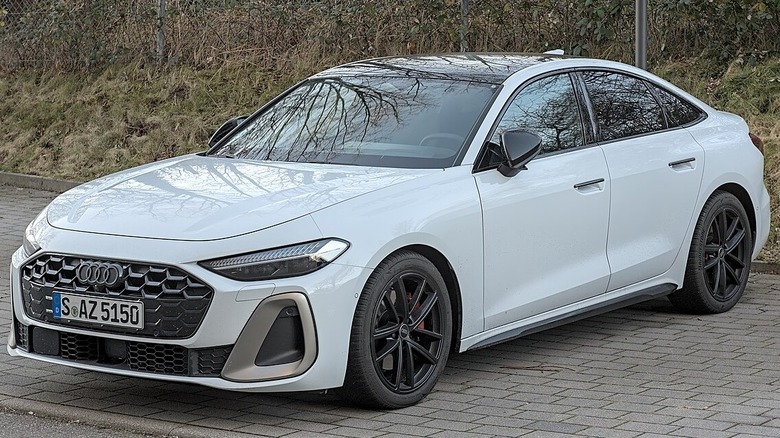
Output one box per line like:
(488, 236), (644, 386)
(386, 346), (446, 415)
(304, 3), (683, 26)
(468, 283), (677, 350)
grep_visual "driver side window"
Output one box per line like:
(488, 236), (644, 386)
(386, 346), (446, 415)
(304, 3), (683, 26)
(491, 73), (585, 155)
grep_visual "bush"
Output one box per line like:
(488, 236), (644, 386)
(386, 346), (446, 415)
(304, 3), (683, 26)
(1, 0), (779, 71)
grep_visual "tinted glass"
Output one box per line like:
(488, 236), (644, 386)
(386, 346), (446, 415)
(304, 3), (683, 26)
(210, 77), (497, 169)
(491, 74), (584, 154)
(581, 71), (666, 141)
(647, 83), (704, 127)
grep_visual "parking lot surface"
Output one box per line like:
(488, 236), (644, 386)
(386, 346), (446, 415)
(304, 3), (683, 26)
(2, 184), (780, 438)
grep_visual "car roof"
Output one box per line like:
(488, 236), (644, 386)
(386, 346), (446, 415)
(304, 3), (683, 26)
(311, 53), (566, 84)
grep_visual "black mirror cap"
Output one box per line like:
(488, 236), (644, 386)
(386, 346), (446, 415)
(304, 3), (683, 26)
(208, 115), (249, 148)
(497, 130), (542, 177)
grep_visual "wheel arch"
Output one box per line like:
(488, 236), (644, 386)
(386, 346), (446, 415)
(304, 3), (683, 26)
(396, 244), (463, 353)
(715, 182), (756, 243)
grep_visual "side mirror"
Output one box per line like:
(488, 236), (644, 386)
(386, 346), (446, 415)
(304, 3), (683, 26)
(497, 130), (542, 177)
(208, 115), (249, 148)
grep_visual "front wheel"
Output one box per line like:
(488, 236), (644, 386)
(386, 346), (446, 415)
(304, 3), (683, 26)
(669, 191), (753, 313)
(341, 251), (452, 409)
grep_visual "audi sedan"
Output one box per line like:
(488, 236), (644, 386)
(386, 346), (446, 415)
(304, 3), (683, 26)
(8, 54), (769, 408)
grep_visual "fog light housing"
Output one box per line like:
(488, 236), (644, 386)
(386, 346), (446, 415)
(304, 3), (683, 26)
(255, 306), (305, 366)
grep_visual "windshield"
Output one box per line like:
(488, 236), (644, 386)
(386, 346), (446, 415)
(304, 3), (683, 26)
(209, 76), (497, 168)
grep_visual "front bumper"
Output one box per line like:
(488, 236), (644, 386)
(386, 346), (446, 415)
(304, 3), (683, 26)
(7, 229), (371, 392)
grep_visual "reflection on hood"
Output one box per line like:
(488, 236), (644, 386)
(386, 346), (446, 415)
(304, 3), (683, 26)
(47, 155), (435, 241)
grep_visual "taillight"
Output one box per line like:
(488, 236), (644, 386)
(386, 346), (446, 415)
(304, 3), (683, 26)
(749, 132), (764, 154)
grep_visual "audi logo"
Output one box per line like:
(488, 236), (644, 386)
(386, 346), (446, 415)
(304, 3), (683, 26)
(75, 262), (127, 288)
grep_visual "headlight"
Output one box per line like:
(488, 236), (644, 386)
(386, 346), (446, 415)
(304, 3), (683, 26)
(200, 239), (349, 281)
(22, 226), (41, 258)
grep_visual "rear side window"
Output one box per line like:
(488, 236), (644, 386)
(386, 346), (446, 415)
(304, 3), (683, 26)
(581, 71), (666, 142)
(647, 83), (704, 127)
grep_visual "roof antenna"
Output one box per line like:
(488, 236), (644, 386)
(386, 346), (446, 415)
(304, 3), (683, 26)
(544, 49), (564, 55)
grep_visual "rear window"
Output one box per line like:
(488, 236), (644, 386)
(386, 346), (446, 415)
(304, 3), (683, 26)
(647, 83), (704, 127)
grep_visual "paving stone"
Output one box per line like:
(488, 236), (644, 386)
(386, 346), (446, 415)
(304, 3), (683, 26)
(671, 417), (734, 431)
(283, 432), (342, 438)
(429, 431), (494, 438)
(565, 415), (623, 429)
(618, 421), (679, 435)
(419, 418), (477, 432)
(580, 426), (641, 438)
(706, 411), (771, 425)
(381, 423), (443, 436)
(421, 410), (485, 423)
(190, 417), (252, 431)
(468, 424), (530, 436)
(325, 426), (385, 438)
(525, 421), (586, 434)
(669, 427), (736, 438)
(726, 424), (780, 437)
(233, 423), (300, 437)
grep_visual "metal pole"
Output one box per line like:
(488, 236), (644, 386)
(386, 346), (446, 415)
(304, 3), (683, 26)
(635, 0), (647, 69)
(157, 0), (166, 65)
(460, 0), (469, 52)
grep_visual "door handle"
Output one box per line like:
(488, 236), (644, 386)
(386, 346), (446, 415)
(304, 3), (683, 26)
(573, 178), (605, 193)
(669, 157), (696, 170)
(574, 178), (605, 189)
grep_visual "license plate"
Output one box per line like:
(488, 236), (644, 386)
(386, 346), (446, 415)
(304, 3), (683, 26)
(52, 292), (144, 329)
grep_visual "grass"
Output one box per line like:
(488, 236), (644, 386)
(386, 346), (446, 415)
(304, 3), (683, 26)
(0, 60), (314, 181)
(1, 56), (779, 260)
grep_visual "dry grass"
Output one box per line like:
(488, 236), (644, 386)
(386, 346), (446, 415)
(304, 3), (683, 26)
(0, 61), (311, 180)
(1, 56), (779, 260)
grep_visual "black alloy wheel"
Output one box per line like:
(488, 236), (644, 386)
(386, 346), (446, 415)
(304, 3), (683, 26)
(702, 205), (749, 302)
(341, 251), (452, 408)
(371, 272), (445, 394)
(669, 191), (753, 314)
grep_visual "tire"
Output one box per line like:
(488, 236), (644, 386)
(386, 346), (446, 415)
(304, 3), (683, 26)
(340, 250), (452, 409)
(669, 191), (753, 314)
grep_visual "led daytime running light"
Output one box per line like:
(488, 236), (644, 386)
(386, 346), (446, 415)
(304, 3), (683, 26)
(201, 239), (349, 281)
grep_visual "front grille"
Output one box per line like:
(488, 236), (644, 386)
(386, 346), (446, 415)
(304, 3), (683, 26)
(24, 324), (231, 377)
(196, 345), (233, 375)
(127, 342), (188, 374)
(21, 254), (213, 339)
(60, 332), (99, 360)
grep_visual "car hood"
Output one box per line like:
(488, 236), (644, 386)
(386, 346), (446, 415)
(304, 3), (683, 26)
(47, 155), (436, 241)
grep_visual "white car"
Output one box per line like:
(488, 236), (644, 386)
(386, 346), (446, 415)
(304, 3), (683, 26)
(8, 54), (770, 408)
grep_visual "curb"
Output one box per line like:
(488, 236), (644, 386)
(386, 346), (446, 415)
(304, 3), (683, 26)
(751, 261), (780, 275)
(0, 398), (259, 438)
(0, 171), (79, 193)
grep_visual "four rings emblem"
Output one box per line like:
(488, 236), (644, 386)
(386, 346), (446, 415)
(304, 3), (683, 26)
(75, 262), (127, 288)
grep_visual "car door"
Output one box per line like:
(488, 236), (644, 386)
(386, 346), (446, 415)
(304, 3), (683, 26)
(474, 72), (612, 330)
(578, 70), (706, 291)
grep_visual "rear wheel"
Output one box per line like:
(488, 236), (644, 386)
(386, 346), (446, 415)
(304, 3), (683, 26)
(669, 191), (753, 313)
(341, 251), (452, 408)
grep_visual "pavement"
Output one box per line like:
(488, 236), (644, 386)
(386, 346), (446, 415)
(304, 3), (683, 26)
(2, 182), (780, 438)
